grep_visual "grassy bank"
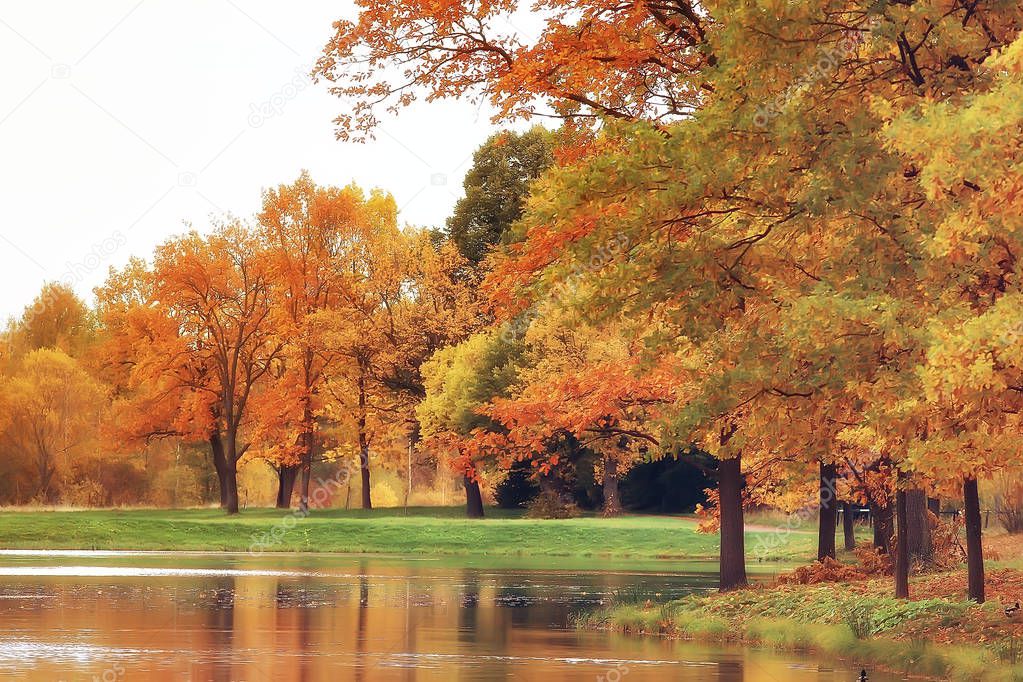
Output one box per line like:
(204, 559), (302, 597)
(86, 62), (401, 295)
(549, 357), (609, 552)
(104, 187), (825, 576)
(580, 568), (1023, 681)
(0, 506), (817, 561)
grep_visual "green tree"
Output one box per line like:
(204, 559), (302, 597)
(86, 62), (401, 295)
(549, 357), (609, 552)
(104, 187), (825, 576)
(447, 127), (554, 265)
(418, 330), (523, 517)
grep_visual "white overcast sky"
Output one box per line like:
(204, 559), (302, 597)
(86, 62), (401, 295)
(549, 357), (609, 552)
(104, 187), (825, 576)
(0, 1), (524, 321)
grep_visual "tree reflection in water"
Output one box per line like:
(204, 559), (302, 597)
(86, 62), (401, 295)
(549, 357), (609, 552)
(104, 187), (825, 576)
(0, 555), (907, 681)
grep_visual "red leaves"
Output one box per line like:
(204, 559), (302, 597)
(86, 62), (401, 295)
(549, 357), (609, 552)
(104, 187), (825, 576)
(777, 556), (869, 585)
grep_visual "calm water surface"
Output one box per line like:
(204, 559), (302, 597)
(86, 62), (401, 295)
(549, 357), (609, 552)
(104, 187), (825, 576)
(0, 552), (909, 681)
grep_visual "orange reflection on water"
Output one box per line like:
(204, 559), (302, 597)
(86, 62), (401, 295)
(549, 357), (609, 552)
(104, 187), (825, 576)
(0, 555), (902, 681)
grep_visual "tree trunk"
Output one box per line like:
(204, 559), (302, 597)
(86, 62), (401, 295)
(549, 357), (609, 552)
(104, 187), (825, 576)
(818, 461), (838, 561)
(359, 438), (372, 510)
(222, 426), (240, 515)
(963, 476), (985, 603)
(358, 362), (372, 510)
(905, 487), (933, 563)
(297, 397), (315, 512)
(871, 501), (894, 554)
(842, 501), (856, 551)
(223, 457), (239, 515)
(602, 456), (622, 517)
(36, 453), (56, 503)
(894, 487), (909, 598)
(718, 454), (748, 591)
(298, 457), (312, 513)
(464, 475), (484, 519)
(404, 429), (418, 512)
(276, 464), (298, 509)
(209, 432), (229, 509)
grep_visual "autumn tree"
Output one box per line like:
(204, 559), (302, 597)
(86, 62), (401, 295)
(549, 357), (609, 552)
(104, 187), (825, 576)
(885, 34), (1023, 601)
(8, 283), (95, 359)
(0, 349), (106, 502)
(485, 301), (665, 517)
(160, 225), (282, 514)
(315, 0), (712, 140)
(468, 0), (1018, 596)
(367, 230), (483, 505)
(100, 225), (281, 514)
(311, 0), (762, 585)
(312, 190), (447, 510)
(95, 257), (234, 507)
(254, 171), (367, 510)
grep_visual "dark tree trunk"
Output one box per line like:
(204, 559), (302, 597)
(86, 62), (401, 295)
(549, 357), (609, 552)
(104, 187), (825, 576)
(359, 439), (372, 510)
(842, 501), (856, 551)
(905, 487), (933, 563)
(818, 461), (838, 561)
(276, 464), (298, 509)
(927, 497), (940, 515)
(358, 363), (372, 510)
(222, 426), (241, 515)
(718, 454), (748, 591)
(298, 456), (312, 513)
(895, 487), (909, 598)
(871, 501), (894, 554)
(209, 432), (229, 509)
(602, 456), (622, 517)
(464, 475), (484, 519)
(963, 476), (985, 603)
(223, 457), (239, 515)
(297, 397), (315, 512)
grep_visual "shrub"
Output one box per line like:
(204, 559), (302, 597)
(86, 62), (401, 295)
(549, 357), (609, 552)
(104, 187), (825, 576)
(854, 543), (894, 575)
(61, 478), (107, 507)
(777, 556), (867, 585)
(843, 603), (876, 639)
(682, 613), (730, 639)
(839, 594), (970, 638)
(525, 490), (581, 518)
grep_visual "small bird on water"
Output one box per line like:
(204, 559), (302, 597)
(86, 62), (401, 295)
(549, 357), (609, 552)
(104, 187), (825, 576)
(1006, 601), (1021, 620)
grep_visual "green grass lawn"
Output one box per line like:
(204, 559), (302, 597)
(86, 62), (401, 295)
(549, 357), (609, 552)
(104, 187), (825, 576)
(0, 506), (821, 562)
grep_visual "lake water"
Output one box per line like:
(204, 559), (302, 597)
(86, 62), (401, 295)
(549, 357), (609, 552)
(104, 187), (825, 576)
(0, 551), (906, 681)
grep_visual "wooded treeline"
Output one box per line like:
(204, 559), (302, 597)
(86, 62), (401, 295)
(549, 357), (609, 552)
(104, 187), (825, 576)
(313, 0), (1023, 600)
(2, 0), (1023, 602)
